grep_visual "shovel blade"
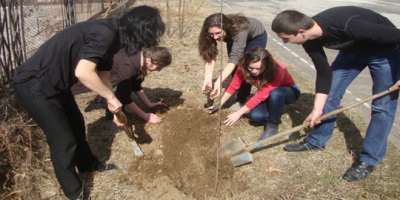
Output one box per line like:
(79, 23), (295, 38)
(131, 141), (144, 157)
(221, 137), (247, 154)
(231, 151), (253, 167)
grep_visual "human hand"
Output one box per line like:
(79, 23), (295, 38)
(143, 113), (162, 124)
(303, 109), (323, 128)
(206, 104), (220, 114)
(210, 83), (221, 100)
(389, 80), (400, 91)
(224, 112), (241, 126)
(107, 97), (122, 113)
(113, 111), (127, 127)
(202, 80), (212, 94)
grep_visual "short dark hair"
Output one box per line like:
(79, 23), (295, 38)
(144, 46), (172, 67)
(271, 10), (313, 35)
(141, 46), (172, 80)
(118, 6), (165, 56)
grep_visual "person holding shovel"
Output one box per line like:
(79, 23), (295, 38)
(198, 13), (267, 109)
(207, 47), (300, 141)
(271, 6), (400, 182)
(103, 46), (172, 123)
(12, 5), (165, 200)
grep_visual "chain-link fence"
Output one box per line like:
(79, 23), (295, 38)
(21, 0), (112, 57)
(0, 0), (114, 86)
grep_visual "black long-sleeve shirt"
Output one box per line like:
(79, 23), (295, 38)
(303, 6), (400, 94)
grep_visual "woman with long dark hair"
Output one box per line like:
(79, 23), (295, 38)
(12, 6), (164, 200)
(207, 47), (300, 141)
(199, 13), (267, 109)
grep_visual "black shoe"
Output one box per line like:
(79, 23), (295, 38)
(284, 139), (322, 152)
(343, 161), (375, 182)
(257, 123), (279, 141)
(96, 163), (116, 172)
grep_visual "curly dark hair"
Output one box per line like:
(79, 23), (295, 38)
(118, 6), (165, 56)
(238, 47), (279, 90)
(198, 13), (249, 63)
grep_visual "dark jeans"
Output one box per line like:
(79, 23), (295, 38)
(250, 86), (300, 125)
(13, 78), (100, 199)
(228, 31), (268, 103)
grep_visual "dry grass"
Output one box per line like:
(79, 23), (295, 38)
(1, 0), (400, 199)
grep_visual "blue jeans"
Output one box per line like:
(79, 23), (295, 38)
(250, 86), (300, 125)
(228, 31), (268, 103)
(306, 45), (400, 166)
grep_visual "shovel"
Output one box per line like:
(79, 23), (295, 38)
(114, 109), (144, 157)
(222, 88), (399, 167)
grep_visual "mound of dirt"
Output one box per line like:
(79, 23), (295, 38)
(125, 107), (249, 199)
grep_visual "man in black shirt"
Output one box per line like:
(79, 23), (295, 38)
(272, 6), (400, 181)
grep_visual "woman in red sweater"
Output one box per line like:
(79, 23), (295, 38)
(207, 46), (300, 141)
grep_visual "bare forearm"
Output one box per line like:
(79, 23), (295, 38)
(215, 63), (236, 84)
(217, 92), (232, 108)
(135, 90), (152, 107)
(236, 105), (250, 116)
(313, 93), (328, 113)
(98, 71), (113, 92)
(75, 59), (115, 100)
(204, 61), (215, 81)
(126, 102), (146, 119)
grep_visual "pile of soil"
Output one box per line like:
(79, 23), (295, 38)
(127, 107), (248, 199)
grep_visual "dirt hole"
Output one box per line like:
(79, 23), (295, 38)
(125, 107), (249, 199)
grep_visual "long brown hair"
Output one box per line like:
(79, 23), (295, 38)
(141, 46), (172, 81)
(198, 13), (250, 63)
(238, 47), (279, 89)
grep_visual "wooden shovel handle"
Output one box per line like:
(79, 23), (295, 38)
(112, 108), (135, 139)
(250, 88), (399, 151)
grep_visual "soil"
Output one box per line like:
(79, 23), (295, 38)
(130, 108), (246, 199)
(18, 0), (400, 199)
(73, 88), (254, 199)
(64, 1), (259, 197)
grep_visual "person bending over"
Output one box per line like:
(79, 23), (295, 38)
(207, 47), (300, 141)
(12, 6), (165, 200)
(272, 6), (400, 182)
(104, 46), (172, 123)
(199, 13), (267, 109)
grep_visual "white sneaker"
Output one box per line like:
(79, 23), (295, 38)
(229, 102), (244, 110)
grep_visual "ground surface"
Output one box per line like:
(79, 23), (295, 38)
(25, 0), (400, 199)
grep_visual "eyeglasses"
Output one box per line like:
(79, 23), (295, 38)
(207, 31), (222, 37)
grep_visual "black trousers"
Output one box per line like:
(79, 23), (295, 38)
(13, 78), (100, 199)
